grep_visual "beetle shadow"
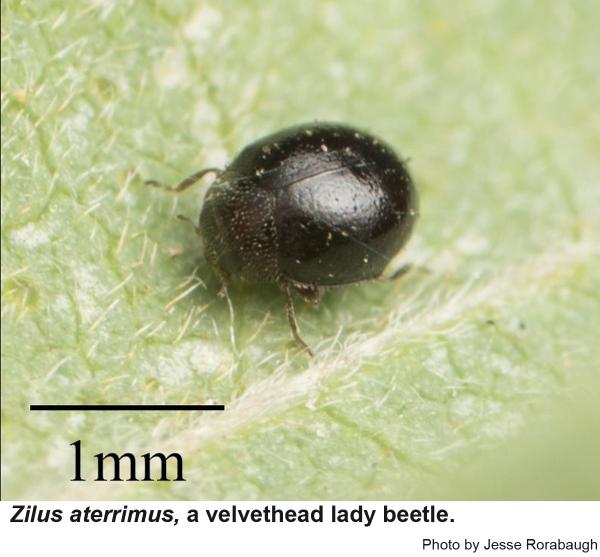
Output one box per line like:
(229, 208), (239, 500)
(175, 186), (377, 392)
(167, 218), (423, 358)
(169, 245), (288, 353)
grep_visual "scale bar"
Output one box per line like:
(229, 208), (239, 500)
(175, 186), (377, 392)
(30, 404), (225, 411)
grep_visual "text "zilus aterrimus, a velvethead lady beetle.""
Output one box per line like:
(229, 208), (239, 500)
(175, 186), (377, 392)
(147, 122), (418, 356)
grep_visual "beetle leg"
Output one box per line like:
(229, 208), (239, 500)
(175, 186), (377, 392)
(214, 269), (232, 298)
(176, 214), (201, 237)
(388, 263), (413, 281)
(292, 283), (322, 307)
(386, 263), (431, 282)
(144, 167), (221, 193)
(282, 283), (314, 357)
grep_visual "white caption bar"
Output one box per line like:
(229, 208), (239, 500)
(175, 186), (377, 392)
(1, 501), (598, 556)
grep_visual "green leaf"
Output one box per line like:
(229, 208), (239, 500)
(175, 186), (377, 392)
(2, 0), (599, 499)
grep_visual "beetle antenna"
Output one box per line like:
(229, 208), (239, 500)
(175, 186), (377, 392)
(144, 167), (221, 193)
(284, 285), (314, 357)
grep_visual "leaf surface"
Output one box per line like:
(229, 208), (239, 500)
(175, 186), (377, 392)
(2, 0), (599, 499)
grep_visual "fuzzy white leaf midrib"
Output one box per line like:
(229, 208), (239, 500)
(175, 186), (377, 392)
(159, 238), (594, 453)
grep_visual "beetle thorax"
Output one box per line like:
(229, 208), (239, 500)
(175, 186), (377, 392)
(199, 180), (280, 282)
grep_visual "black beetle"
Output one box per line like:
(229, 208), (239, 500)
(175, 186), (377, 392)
(148, 122), (418, 355)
